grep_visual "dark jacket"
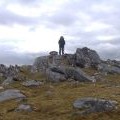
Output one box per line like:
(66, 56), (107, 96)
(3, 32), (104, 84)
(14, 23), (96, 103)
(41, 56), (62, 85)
(58, 36), (65, 47)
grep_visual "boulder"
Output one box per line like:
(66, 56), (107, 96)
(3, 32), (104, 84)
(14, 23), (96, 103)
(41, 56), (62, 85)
(75, 47), (101, 68)
(46, 68), (66, 82)
(33, 56), (49, 72)
(0, 89), (26, 102)
(46, 66), (94, 82)
(2, 75), (26, 86)
(49, 51), (58, 56)
(73, 97), (118, 114)
(65, 67), (94, 82)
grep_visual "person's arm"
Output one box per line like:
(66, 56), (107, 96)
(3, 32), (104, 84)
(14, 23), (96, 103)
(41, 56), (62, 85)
(64, 40), (65, 45)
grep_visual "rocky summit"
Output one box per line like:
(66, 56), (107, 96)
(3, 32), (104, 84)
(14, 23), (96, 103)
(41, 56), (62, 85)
(0, 47), (120, 120)
(33, 47), (120, 82)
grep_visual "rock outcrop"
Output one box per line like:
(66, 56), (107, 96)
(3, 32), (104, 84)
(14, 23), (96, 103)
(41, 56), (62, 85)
(98, 61), (120, 74)
(33, 56), (49, 72)
(32, 47), (120, 82)
(33, 47), (101, 71)
(0, 64), (23, 80)
(32, 47), (102, 82)
(0, 47), (116, 84)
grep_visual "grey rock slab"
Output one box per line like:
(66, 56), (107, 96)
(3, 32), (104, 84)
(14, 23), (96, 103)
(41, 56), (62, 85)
(73, 97), (118, 114)
(65, 67), (94, 82)
(46, 68), (66, 82)
(0, 89), (26, 102)
(46, 66), (95, 82)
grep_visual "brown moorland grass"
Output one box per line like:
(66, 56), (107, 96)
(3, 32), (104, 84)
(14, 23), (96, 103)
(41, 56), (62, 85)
(0, 68), (120, 120)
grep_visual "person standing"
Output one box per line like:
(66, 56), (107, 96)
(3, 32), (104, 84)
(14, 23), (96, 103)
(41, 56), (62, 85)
(58, 36), (65, 55)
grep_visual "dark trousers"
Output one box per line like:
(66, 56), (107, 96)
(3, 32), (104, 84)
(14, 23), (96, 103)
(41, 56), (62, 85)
(59, 46), (64, 55)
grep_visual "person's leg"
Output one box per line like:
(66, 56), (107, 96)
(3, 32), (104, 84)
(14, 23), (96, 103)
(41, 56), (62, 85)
(62, 46), (64, 55)
(59, 47), (61, 55)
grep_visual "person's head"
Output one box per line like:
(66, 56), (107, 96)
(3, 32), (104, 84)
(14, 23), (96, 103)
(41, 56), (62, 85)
(60, 36), (64, 40)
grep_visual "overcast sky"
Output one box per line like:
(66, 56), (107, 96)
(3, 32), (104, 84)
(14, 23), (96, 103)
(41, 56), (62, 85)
(0, 0), (120, 65)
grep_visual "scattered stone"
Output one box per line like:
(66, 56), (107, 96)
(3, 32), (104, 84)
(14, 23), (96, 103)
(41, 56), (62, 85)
(92, 72), (105, 81)
(0, 86), (4, 90)
(49, 51), (58, 56)
(69, 81), (80, 87)
(22, 80), (43, 87)
(45, 91), (53, 97)
(73, 97), (118, 115)
(15, 104), (32, 112)
(0, 89), (26, 102)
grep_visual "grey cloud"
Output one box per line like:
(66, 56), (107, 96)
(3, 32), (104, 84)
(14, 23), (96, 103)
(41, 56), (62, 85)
(59, 0), (120, 61)
(0, 7), (39, 26)
(84, 0), (120, 33)
(0, 0), (120, 64)
(16, 0), (38, 4)
(0, 43), (46, 65)
(5, 0), (41, 5)
(0, 53), (33, 65)
(96, 44), (120, 60)
(108, 39), (120, 45)
(49, 13), (77, 26)
(0, 44), (30, 65)
(65, 29), (120, 60)
(43, 9), (78, 27)
(66, 40), (120, 60)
